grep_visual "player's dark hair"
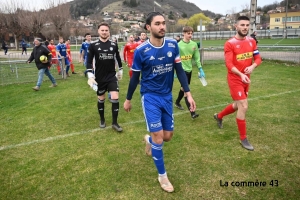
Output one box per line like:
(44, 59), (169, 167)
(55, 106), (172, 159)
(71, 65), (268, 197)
(98, 22), (110, 29)
(237, 16), (250, 22)
(84, 33), (91, 37)
(144, 12), (164, 30)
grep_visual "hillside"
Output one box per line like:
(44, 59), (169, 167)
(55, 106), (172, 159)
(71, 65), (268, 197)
(69, 0), (205, 19)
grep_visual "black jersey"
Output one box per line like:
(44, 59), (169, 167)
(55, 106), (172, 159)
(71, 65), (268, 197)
(87, 39), (122, 82)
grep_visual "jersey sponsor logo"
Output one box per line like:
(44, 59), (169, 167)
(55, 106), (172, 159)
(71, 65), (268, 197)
(99, 53), (114, 60)
(152, 64), (172, 75)
(149, 56), (155, 60)
(167, 51), (172, 57)
(180, 54), (192, 61)
(150, 121), (162, 128)
(95, 43), (100, 45)
(165, 63), (172, 67)
(158, 56), (165, 60)
(236, 52), (253, 61)
(168, 43), (175, 48)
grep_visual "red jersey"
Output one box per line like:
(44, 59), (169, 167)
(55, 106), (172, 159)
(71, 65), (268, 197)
(135, 39), (146, 47)
(123, 42), (136, 62)
(224, 36), (261, 81)
(66, 43), (71, 56)
(48, 44), (57, 58)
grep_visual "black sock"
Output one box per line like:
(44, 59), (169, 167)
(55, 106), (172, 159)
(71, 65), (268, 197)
(111, 99), (119, 124)
(97, 99), (105, 122)
(176, 90), (184, 104)
(184, 97), (195, 115)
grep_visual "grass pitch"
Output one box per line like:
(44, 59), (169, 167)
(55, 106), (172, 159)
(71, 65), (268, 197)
(0, 60), (299, 199)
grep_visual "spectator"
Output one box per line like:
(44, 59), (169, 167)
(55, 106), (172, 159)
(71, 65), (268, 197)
(21, 39), (27, 55)
(27, 38), (57, 91)
(175, 35), (181, 43)
(250, 31), (258, 44)
(2, 41), (8, 55)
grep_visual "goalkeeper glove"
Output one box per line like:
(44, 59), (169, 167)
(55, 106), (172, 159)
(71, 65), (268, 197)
(87, 72), (98, 91)
(116, 69), (123, 80)
(198, 68), (205, 78)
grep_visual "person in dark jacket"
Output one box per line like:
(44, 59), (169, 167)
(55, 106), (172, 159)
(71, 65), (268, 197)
(2, 41), (8, 55)
(21, 39), (27, 55)
(27, 38), (57, 91)
(250, 31), (258, 44)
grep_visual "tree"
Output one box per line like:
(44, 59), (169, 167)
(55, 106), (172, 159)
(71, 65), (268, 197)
(46, 0), (71, 38)
(0, 0), (27, 50)
(186, 13), (211, 31)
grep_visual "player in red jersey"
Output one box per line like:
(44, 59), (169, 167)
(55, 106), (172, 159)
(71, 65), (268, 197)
(48, 39), (61, 74)
(213, 16), (261, 151)
(135, 32), (147, 46)
(65, 39), (77, 74)
(123, 35), (136, 78)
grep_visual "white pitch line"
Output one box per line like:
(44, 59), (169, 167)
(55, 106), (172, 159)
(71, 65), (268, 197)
(0, 89), (299, 151)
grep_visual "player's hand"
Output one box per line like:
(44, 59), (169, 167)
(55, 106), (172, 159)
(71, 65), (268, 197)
(41, 60), (48, 64)
(123, 99), (132, 112)
(240, 74), (251, 84)
(244, 65), (255, 75)
(117, 69), (123, 80)
(198, 68), (205, 78)
(87, 72), (98, 88)
(186, 93), (196, 112)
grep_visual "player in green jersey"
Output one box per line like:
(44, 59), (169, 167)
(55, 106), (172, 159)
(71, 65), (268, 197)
(174, 26), (205, 119)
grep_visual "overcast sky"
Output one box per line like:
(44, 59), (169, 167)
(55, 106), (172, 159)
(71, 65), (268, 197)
(11, 0), (280, 15)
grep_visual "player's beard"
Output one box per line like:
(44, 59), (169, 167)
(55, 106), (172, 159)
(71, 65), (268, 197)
(152, 30), (165, 39)
(100, 34), (109, 40)
(237, 29), (248, 37)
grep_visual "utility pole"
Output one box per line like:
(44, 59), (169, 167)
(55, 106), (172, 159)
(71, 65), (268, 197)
(249, 0), (257, 34)
(285, 0), (288, 38)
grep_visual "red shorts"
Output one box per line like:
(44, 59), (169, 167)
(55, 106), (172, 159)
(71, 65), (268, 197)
(228, 77), (249, 101)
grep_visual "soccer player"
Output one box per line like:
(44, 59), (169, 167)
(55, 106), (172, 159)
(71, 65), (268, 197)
(48, 39), (61, 75)
(123, 35), (136, 78)
(123, 12), (196, 193)
(27, 38), (57, 91)
(21, 39), (27, 55)
(80, 33), (92, 75)
(86, 22), (123, 132)
(65, 39), (77, 74)
(135, 32), (147, 46)
(56, 37), (70, 77)
(174, 26), (205, 119)
(213, 16), (262, 151)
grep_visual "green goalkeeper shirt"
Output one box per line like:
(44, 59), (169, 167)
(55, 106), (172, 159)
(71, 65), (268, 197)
(178, 39), (202, 72)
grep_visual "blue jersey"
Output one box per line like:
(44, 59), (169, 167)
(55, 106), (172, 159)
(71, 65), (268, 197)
(132, 37), (181, 96)
(81, 41), (90, 61)
(56, 43), (68, 57)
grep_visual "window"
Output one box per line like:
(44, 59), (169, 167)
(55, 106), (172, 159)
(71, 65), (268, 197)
(274, 27), (279, 29)
(275, 18), (280, 22)
(286, 26), (292, 29)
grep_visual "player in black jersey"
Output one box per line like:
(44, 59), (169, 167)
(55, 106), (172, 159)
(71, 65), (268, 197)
(86, 22), (123, 132)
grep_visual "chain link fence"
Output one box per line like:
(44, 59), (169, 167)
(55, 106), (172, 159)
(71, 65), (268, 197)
(0, 56), (67, 85)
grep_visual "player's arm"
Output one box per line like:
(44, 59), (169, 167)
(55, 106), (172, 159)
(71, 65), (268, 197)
(27, 51), (34, 63)
(86, 44), (97, 87)
(123, 45), (127, 62)
(193, 43), (205, 78)
(245, 41), (262, 74)
(56, 45), (61, 57)
(115, 46), (123, 70)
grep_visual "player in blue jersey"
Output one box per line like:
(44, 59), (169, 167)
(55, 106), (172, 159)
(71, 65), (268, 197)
(56, 37), (70, 77)
(80, 33), (92, 75)
(123, 12), (196, 193)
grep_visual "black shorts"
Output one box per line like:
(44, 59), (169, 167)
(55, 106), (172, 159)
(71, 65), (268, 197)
(96, 79), (119, 96)
(181, 71), (192, 86)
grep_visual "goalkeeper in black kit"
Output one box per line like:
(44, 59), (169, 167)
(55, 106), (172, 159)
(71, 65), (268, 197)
(86, 22), (124, 132)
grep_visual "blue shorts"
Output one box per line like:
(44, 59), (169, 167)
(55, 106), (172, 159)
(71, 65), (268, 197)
(141, 93), (174, 133)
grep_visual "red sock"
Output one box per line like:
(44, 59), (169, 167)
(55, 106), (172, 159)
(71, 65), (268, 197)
(236, 118), (246, 140)
(70, 64), (75, 72)
(218, 104), (236, 119)
(129, 69), (133, 78)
